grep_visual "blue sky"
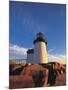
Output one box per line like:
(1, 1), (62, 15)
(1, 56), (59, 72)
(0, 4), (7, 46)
(9, 1), (66, 63)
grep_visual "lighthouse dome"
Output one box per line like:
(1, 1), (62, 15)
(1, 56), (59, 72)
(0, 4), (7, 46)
(33, 32), (47, 44)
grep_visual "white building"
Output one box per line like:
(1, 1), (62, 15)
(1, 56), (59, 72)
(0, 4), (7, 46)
(27, 49), (34, 63)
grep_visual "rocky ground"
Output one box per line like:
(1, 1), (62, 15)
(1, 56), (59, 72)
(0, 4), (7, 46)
(9, 61), (66, 89)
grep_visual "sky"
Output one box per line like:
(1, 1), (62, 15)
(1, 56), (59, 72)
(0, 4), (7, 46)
(9, 1), (66, 64)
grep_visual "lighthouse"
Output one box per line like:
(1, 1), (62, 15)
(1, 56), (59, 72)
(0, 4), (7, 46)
(33, 32), (47, 64)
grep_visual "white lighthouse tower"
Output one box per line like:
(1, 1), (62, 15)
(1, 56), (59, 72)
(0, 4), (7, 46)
(33, 32), (47, 64)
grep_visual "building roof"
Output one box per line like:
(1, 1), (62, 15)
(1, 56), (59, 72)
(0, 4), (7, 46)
(27, 49), (34, 54)
(33, 32), (47, 44)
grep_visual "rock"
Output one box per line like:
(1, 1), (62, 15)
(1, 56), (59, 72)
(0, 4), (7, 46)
(9, 75), (35, 89)
(9, 62), (66, 88)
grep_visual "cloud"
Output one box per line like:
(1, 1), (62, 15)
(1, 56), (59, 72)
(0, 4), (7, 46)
(9, 44), (66, 64)
(9, 44), (28, 56)
(48, 49), (54, 53)
(47, 48), (66, 64)
(48, 54), (66, 64)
